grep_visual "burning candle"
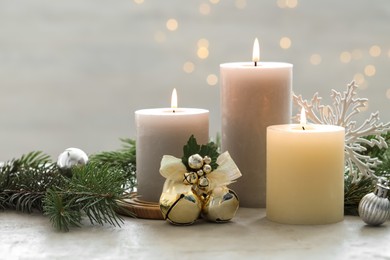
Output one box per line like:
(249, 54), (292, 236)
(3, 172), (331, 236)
(220, 38), (293, 207)
(135, 89), (209, 202)
(266, 109), (345, 224)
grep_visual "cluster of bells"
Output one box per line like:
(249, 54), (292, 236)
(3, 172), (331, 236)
(159, 154), (239, 225)
(359, 178), (390, 226)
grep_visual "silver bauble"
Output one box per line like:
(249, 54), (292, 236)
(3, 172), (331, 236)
(203, 156), (211, 165)
(203, 164), (212, 174)
(202, 186), (239, 223)
(358, 180), (390, 226)
(57, 148), (88, 170)
(188, 154), (204, 169)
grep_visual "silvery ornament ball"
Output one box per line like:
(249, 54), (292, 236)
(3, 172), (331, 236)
(202, 186), (239, 223)
(57, 147), (88, 170)
(188, 154), (204, 169)
(203, 164), (212, 174)
(358, 179), (390, 226)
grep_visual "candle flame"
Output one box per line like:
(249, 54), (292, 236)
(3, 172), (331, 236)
(171, 88), (178, 109)
(300, 107), (307, 129)
(252, 38), (260, 64)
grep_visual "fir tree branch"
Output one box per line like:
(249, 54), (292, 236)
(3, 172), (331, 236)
(43, 163), (128, 232)
(0, 152), (63, 212)
(89, 138), (136, 191)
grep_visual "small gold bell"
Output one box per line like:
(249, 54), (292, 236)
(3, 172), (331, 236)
(183, 172), (198, 185)
(160, 180), (202, 225)
(202, 186), (239, 223)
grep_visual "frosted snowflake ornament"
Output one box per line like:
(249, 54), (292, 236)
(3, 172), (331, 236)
(293, 81), (390, 182)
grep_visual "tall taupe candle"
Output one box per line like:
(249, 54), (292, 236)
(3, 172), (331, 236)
(220, 62), (292, 207)
(135, 107), (209, 202)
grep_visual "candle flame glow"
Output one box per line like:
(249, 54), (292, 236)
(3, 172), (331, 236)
(300, 107), (307, 129)
(171, 88), (178, 109)
(252, 38), (260, 64)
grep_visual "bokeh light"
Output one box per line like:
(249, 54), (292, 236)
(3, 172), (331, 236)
(183, 62), (195, 73)
(235, 0), (247, 9)
(386, 89), (390, 100)
(207, 74), (218, 86)
(340, 51), (352, 63)
(166, 19), (178, 31)
(286, 0), (298, 8)
(209, 0), (220, 4)
(369, 45), (381, 57)
(197, 38), (209, 48)
(197, 47), (209, 59)
(279, 37), (291, 49)
(199, 3), (211, 15)
(364, 65), (376, 77)
(133, 0), (144, 4)
(277, 0), (298, 8)
(310, 54), (322, 65)
(354, 73), (365, 85)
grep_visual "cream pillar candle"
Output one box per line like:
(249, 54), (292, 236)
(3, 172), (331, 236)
(266, 118), (345, 224)
(220, 39), (292, 207)
(135, 90), (209, 202)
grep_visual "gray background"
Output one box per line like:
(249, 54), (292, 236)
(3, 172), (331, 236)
(1, 0), (389, 160)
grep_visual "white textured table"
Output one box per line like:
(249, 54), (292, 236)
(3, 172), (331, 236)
(1, 208), (389, 260)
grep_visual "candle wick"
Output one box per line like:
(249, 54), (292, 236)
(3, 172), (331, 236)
(302, 126), (305, 130)
(254, 61), (257, 67)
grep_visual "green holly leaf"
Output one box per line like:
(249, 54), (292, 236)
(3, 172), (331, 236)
(182, 135), (201, 169)
(199, 142), (219, 170)
(182, 135), (219, 171)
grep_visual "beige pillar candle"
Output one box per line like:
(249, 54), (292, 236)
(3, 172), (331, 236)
(266, 118), (345, 224)
(135, 89), (209, 202)
(220, 39), (292, 207)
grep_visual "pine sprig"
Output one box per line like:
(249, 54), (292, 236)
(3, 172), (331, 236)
(89, 138), (136, 191)
(0, 139), (137, 232)
(0, 152), (63, 212)
(43, 163), (127, 232)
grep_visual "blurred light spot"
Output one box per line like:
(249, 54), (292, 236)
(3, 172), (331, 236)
(340, 51), (351, 63)
(166, 19), (178, 31)
(197, 47), (209, 59)
(286, 0), (298, 8)
(197, 38), (209, 48)
(388, 49), (390, 58)
(209, 0), (220, 4)
(207, 74), (218, 86)
(154, 31), (166, 43)
(364, 65), (376, 77)
(354, 73), (365, 85)
(352, 49), (363, 60)
(277, 0), (287, 8)
(386, 89), (390, 100)
(183, 62), (195, 73)
(235, 0), (246, 9)
(310, 54), (322, 65)
(277, 0), (297, 8)
(369, 45), (381, 57)
(134, 0), (144, 4)
(199, 3), (211, 15)
(279, 37), (291, 49)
